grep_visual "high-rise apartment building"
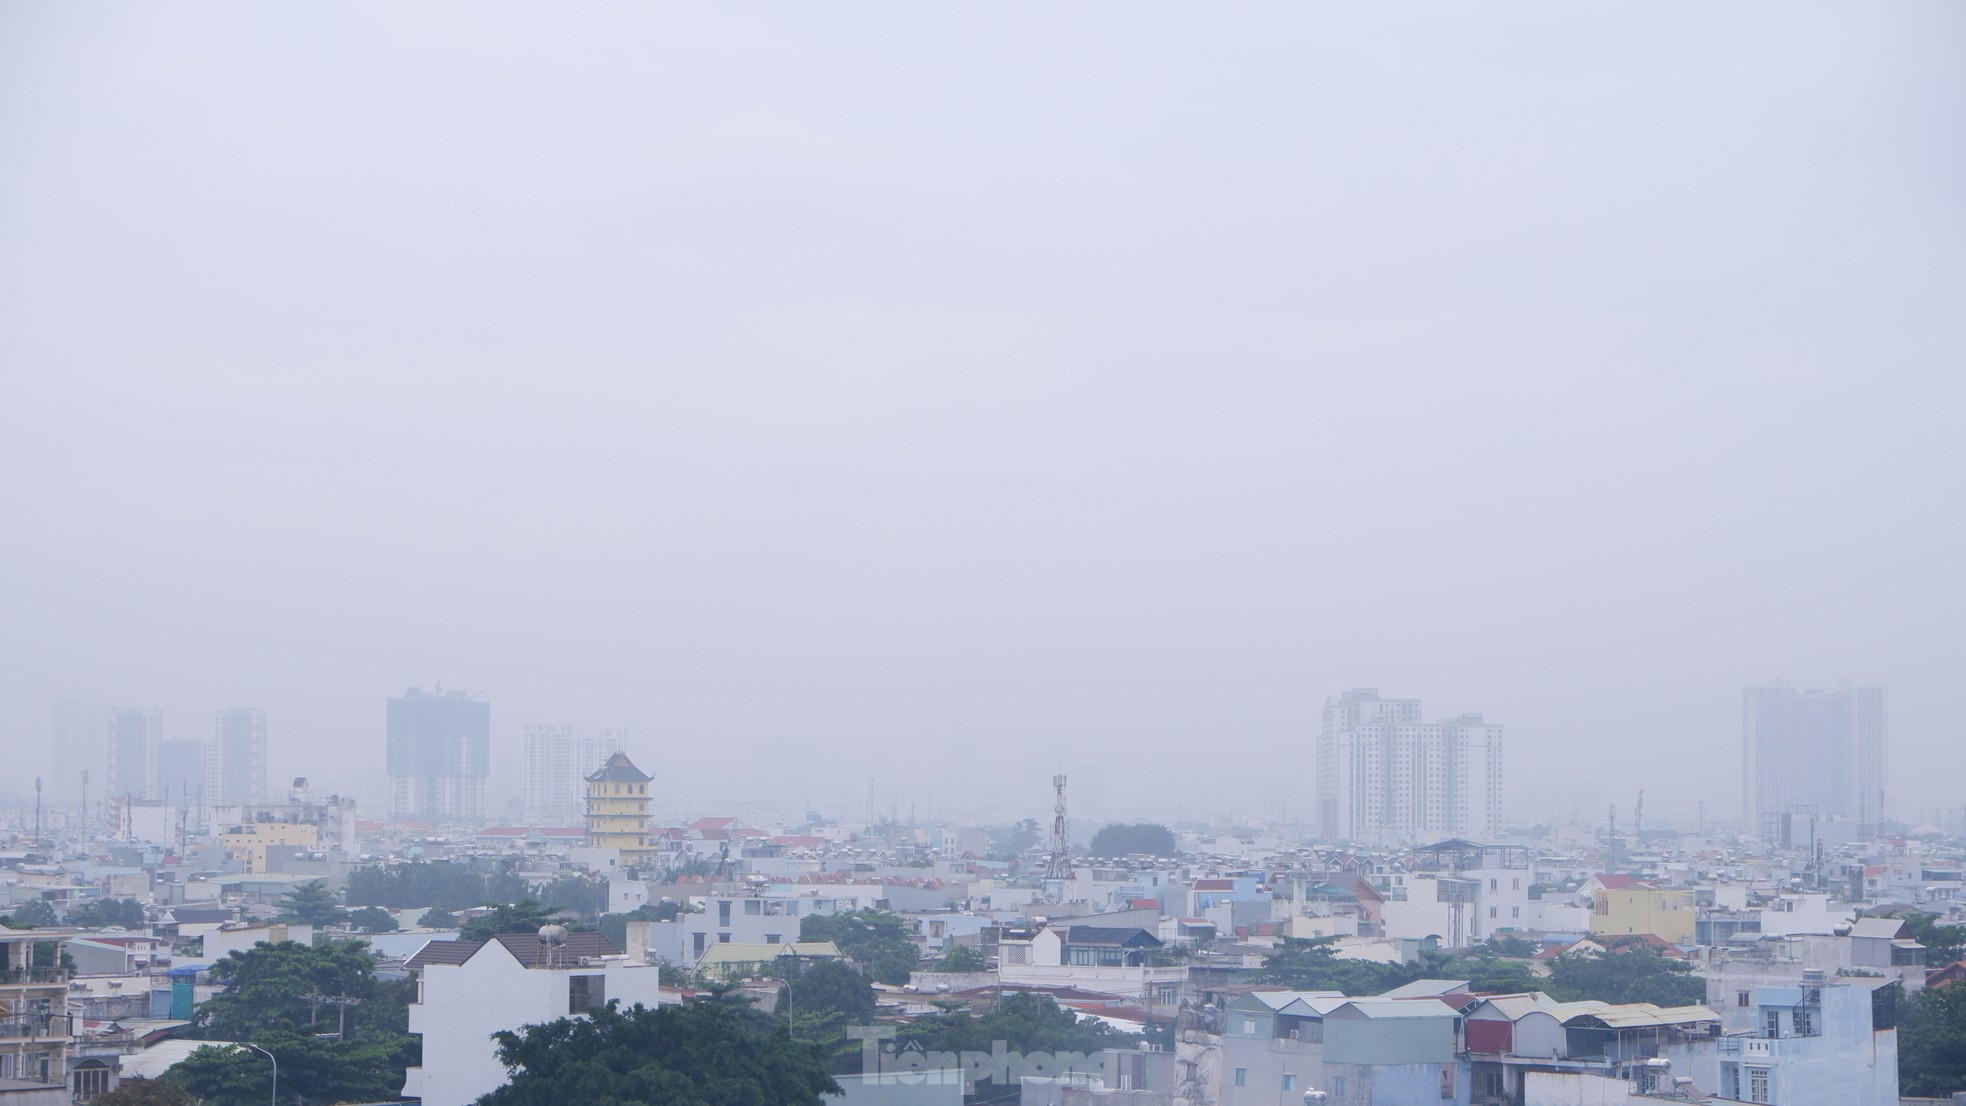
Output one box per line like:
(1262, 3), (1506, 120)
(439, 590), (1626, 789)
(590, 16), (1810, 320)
(108, 707), (162, 799)
(154, 737), (217, 829)
(520, 724), (620, 824)
(214, 707), (269, 805)
(52, 698), (111, 816)
(1743, 680), (1887, 839)
(386, 688), (491, 822)
(1316, 688), (1504, 844)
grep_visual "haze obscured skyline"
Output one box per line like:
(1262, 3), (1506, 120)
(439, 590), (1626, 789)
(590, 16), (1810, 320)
(3, 4), (1962, 829)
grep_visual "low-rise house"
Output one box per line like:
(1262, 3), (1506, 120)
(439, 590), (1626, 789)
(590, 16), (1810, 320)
(1712, 973), (1899, 1106)
(403, 930), (676, 1106)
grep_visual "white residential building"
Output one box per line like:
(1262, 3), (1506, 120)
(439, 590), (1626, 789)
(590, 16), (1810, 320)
(1712, 975), (1898, 1106)
(1316, 689), (1504, 844)
(403, 930), (675, 1106)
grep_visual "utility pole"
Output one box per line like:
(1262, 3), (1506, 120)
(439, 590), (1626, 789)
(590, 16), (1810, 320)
(301, 993), (359, 1040)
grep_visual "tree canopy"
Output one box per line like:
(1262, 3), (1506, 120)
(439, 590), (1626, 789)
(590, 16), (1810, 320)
(459, 900), (563, 943)
(345, 861), (527, 911)
(170, 939), (419, 1106)
(1087, 823), (1177, 858)
(274, 880), (348, 928)
(1262, 937), (1423, 995)
(937, 945), (988, 973)
(85, 1078), (198, 1106)
(349, 906), (398, 933)
(69, 898), (146, 929)
(1904, 912), (1966, 970)
(898, 992), (1138, 1096)
(478, 999), (840, 1106)
(798, 910), (920, 985)
(1545, 947), (1705, 1007)
(1901, 980), (1966, 1098)
(8, 900), (57, 927)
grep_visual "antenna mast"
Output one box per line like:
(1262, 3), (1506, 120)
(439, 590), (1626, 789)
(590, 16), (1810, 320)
(1045, 775), (1070, 883)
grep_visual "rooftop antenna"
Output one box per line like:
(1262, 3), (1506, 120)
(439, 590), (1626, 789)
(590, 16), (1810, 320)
(1046, 775), (1070, 883)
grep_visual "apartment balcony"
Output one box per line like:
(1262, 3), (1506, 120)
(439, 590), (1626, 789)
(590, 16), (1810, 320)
(0, 1013), (72, 1042)
(0, 966), (70, 985)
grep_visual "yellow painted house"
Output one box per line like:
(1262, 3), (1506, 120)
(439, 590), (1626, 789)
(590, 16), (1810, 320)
(1588, 876), (1695, 945)
(220, 820), (320, 875)
(584, 751), (660, 863)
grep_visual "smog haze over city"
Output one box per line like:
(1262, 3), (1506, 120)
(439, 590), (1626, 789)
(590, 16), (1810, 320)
(2, 3), (1962, 831)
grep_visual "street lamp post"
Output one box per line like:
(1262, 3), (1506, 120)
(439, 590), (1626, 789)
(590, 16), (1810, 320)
(233, 1042), (277, 1106)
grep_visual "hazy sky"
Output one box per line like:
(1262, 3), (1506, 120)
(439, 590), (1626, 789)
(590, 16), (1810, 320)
(3, 4), (1962, 830)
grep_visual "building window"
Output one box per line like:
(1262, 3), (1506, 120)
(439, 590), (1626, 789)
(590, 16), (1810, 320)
(693, 933), (706, 956)
(1794, 1008), (1812, 1036)
(1241, 1017), (1257, 1035)
(1234, 1068), (1247, 1087)
(1489, 907), (1497, 918)
(1749, 1068), (1769, 1103)
(1282, 1074), (1295, 1091)
(719, 902), (732, 925)
(569, 975), (606, 1014)
(766, 934), (781, 945)
(1764, 1010), (1781, 1038)
(1738, 991), (1752, 1008)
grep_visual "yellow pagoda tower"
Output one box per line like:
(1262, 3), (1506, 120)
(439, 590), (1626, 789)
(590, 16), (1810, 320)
(584, 751), (657, 863)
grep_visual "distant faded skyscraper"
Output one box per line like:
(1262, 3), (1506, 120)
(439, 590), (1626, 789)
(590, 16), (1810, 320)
(387, 687), (491, 821)
(1743, 680), (1886, 839)
(520, 724), (621, 824)
(52, 698), (112, 813)
(154, 737), (216, 806)
(214, 707), (269, 804)
(108, 706), (163, 798)
(1316, 688), (1504, 844)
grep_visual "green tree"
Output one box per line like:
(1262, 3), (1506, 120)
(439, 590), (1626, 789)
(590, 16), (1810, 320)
(168, 1031), (415, 1106)
(419, 906), (460, 930)
(8, 900), (57, 928)
(345, 861), (494, 911)
(1262, 936), (1421, 995)
(901, 992), (1137, 1097)
(1479, 932), (1539, 957)
(478, 999), (840, 1106)
(195, 940), (382, 1041)
(459, 900), (560, 943)
(1903, 912), (1966, 969)
(936, 944), (987, 973)
(1433, 954), (1550, 995)
(171, 940), (419, 1106)
(1087, 823), (1177, 857)
(70, 898), (146, 929)
(1546, 947), (1705, 1006)
(538, 874), (607, 919)
(598, 901), (689, 950)
(274, 880), (349, 928)
(349, 906), (398, 933)
(1901, 981), (1966, 1097)
(986, 820), (1041, 861)
(798, 910), (919, 985)
(85, 1077), (198, 1105)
